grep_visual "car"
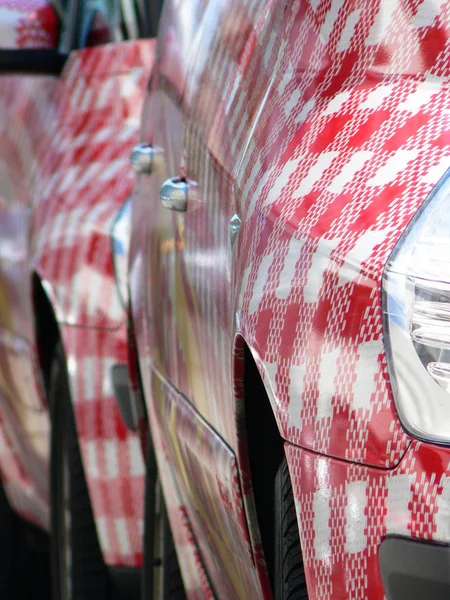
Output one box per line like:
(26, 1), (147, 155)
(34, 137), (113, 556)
(0, 1), (161, 597)
(129, 1), (450, 599)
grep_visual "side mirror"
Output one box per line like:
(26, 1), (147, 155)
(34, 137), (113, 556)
(0, 0), (66, 74)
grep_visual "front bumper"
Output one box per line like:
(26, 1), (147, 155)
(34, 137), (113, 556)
(285, 440), (450, 599)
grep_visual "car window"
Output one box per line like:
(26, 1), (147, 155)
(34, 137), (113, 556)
(119, 0), (141, 39)
(120, 0), (164, 39)
(81, 0), (163, 45)
(146, 0), (163, 37)
(80, 0), (118, 46)
(57, 0), (162, 51)
(56, 0), (78, 52)
(51, 0), (68, 23)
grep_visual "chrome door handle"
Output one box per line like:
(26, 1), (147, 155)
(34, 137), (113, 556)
(160, 177), (188, 212)
(129, 143), (163, 174)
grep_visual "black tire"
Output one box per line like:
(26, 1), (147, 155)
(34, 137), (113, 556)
(161, 498), (185, 600)
(142, 432), (185, 600)
(0, 478), (51, 599)
(0, 479), (20, 599)
(274, 458), (308, 600)
(50, 342), (112, 600)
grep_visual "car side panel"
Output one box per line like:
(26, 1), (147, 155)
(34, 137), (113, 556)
(0, 40), (153, 560)
(234, 0), (450, 468)
(166, 0), (450, 471)
(0, 74), (58, 527)
(33, 41), (155, 330)
(0, 77), (55, 342)
(32, 40), (154, 566)
(144, 366), (215, 599)
(146, 363), (265, 599)
(133, 0), (450, 596)
(0, 410), (48, 526)
(130, 0), (208, 392)
(162, 0), (418, 473)
(172, 0), (287, 447)
(0, 336), (49, 525)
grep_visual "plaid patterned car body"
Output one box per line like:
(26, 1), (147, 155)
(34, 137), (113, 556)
(0, 39), (154, 567)
(285, 440), (450, 600)
(130, 0), (450, 598)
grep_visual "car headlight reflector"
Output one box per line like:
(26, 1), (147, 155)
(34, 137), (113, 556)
(383, 168), (450, 443)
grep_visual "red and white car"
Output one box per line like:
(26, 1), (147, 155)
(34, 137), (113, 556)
(129, 1), (450, 599)
(0, 1), (161, 598)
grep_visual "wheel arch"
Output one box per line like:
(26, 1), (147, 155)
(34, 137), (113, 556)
(32, 272), (60, 393)
(233, 333), (285, 596)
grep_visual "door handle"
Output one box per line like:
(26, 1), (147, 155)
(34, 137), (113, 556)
(129, 143), (163, 174)
(160, 177), (188, 212)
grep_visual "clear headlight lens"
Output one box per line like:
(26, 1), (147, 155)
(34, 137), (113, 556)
(111, 197), (131, 308)
(383, 168), (450, 444)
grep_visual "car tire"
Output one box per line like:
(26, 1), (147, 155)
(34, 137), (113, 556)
(50, 342), (112, 600)
(0, 478), (20, 599)
(274, 458), (308, 600)
(0, 478), (51, 599)
(142, 431), (185, 600)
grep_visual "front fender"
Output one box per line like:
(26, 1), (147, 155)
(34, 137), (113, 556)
(31, 40), (155, 330)
(234, 76), (450, 468)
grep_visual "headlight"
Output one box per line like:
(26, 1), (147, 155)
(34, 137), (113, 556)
(111, 198), (131, 308)
(383, 168), (450, 444)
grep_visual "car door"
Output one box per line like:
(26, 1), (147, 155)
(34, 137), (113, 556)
(171, 0), (288, 443)
(134, 0), (287, 437)
(130, 0), (207, 392)
(132, 1), (290, 597)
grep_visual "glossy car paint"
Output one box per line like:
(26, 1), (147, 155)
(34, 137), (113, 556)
(150, 370), (260, 597)
(131, 0), (450, 598)
(145, 371), (217, 600)
(0, 75), (57, 527)
(0, 39), (154, 566)
(286, 440), (450, 599)
(0, 0), (57, 49)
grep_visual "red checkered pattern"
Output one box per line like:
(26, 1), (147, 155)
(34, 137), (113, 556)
(151, 368), (260, 599)
(0, 39), (154, 567)
(175, 0), (289, 449)
(131, 0), (450, 597)
(0, 73), (59, 532)
(61, 324), (145, 566)
(145, 381), (215, 600)
(147, 0), (450, 483)
(236, 0), (450, 469)
(286, 440), (450, 600)
(33, 41), (154, 567)
(0, 0), (57, 49)
(33, 42), (155, 330)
